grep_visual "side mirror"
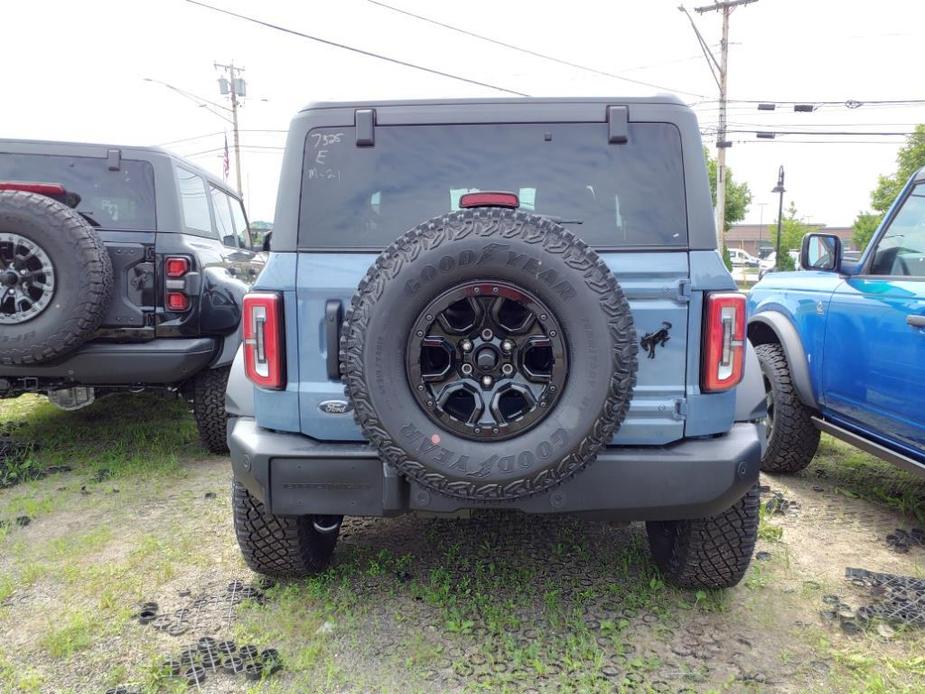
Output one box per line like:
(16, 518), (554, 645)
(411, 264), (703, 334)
(261, 231), (272, 253)
(800, 233), (841, 272)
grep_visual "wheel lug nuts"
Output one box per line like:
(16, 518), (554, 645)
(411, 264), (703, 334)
(481, 329), (493, 341)
(461, 364), (473, 375)
(501, 364), (514, 376)
(481, 376), (493, 388)
(501, 340), (514, 352)
(461, 340), (473, 352)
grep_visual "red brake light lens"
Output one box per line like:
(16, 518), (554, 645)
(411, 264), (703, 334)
(0, 181), (66, 196)
(165, 257), (190, 278)
(243, 292), (285, 390)
(459, 192), (520, 209)
(702, 292), (746, 393)
(166, 291), (190, 311)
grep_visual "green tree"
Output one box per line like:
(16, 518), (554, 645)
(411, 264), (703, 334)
(705, 149), (752, 270)
(853, 124), (925, 246)
(705, 148), (753, 232)
(851, 211), (881, 250)
(768, 202), (812, 271)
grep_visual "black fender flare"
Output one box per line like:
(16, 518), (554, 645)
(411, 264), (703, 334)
(747, 312), (818, 409)
(734, 341), (767, 422)
(209, 329), (241, 369)
(224, 345), (254, 418)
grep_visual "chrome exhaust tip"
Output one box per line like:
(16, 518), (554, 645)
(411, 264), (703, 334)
(312, 515), (343, 534)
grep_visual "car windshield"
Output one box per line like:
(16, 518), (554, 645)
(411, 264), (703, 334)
(0, 152), (156, 231)
(299, 122), (687, 249)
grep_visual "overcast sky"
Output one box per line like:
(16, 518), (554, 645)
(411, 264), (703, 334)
(2, 0), (921, 228)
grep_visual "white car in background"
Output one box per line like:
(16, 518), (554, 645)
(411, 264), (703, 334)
(729, 247), (760, 267)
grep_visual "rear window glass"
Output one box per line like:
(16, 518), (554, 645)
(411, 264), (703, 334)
(299, 122), (687, 249)
(0, 152), (155, 230)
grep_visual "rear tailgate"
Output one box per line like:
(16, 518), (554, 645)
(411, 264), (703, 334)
(280, 109), (706, 446)
(0, 149), (158, 335)
(294, 251), (689, 446)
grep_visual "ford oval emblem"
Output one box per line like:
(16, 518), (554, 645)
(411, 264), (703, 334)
(319, 399), (352, 415)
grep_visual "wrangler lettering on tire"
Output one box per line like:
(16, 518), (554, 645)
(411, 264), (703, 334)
(340, 208), (638, 501)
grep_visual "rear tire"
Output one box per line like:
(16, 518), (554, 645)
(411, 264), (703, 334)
(755, 343), (819, 474)
(646, 485), (760, 589)
(232, 480), (339, 578)
(193, 366), (230, 454)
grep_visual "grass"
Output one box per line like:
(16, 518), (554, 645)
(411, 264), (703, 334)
(0, 392), (196, 482)
(812, 435), (925, 524)
(2, 396), (925, 691)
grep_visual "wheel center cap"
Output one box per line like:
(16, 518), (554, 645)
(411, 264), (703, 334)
(0, 271), (18, 287)
(475, 346), (498, 372)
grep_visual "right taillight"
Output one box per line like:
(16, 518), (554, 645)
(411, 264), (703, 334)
(701, 292), (746, 393)
(243, 292), (285, 390)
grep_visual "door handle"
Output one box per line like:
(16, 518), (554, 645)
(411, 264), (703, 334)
(908, 315), (925, 328)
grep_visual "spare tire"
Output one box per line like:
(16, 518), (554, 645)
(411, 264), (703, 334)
(341, 208), (637, 501)
(0, 191), (113, 365)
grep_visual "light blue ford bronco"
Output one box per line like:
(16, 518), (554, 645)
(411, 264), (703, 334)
(226, 97), (766, 589)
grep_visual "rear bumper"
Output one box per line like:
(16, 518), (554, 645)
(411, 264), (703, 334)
(0, 338), (217, 387)
(229, 418), (763, 520)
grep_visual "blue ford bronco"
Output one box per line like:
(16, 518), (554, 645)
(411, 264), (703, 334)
(226, 97), (767, 589)
(749, 168), (925, 476)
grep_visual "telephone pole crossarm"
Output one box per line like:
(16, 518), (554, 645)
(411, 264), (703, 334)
(214, 61), (246, 197)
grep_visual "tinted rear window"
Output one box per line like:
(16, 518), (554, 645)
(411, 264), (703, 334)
(0, 152), (156, 230)
(299, 122), (687, 249)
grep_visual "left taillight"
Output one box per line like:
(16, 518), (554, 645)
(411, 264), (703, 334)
(701, 292), (746, 393)
(164, 255), (192, 312)
(243, 292), (285, 390)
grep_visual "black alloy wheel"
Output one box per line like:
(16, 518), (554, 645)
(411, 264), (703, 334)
(407, 280), (568, 441)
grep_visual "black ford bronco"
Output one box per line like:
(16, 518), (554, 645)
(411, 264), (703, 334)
(0, 139), (264, 452)
(226, 97), (767, 588)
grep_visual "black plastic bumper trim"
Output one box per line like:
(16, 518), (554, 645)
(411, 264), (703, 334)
(0, 337), (218, 385)
(229, 419), (762, 520)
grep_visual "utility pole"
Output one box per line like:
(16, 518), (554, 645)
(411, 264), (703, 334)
(214, 61), (246, 196)
(679, 0), (757, 248)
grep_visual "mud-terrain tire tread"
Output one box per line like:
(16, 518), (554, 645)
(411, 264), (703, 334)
(338, 208), (637, 502)
(646, 484), (760, 589)
(193, 366), (231, 454)
(0, 191), (113, 365)
(755, 343), (819, 474)
(232, 480), (338, 577)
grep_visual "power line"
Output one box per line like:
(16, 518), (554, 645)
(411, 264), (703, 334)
(181, 144), (285, 158)
(157, 129), (289, 147)
(730, 139), (903, 145)
(366, 0), (709, 98)
(710, 121), (923, 128)
(726, 98), (925, 106)
(722, 129), (915, 136)
(186, 0), (528, 96)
